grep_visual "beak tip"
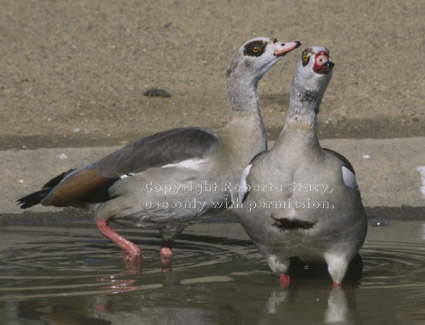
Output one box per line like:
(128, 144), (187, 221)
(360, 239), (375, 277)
(324, 61), (335, 69)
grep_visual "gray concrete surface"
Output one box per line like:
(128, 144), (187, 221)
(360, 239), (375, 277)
(1, 0), (424, 146)
(1, 1), (424, 222)
(2, 137), (424, 216)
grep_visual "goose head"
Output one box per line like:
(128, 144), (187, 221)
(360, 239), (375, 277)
(226, 37), (301, 84)
(226, 37), (301, 112)
(292, 46), (334, 97)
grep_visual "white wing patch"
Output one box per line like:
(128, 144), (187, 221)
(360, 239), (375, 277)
(238, 164), (252, 202)
(417, 166), (425, 197)
(162, 159), (206, 170)
(342, 166), (357, 188)
(120, 172), (135, 179)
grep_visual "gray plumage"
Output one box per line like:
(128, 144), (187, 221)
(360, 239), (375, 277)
(88, 127), (218, 178)
(18, 37), (301, 260)
(236, 46), (367, 286)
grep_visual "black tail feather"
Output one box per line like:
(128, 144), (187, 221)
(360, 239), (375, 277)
(17, 169), (75, 209)
(42, 169), (75, 188)
(17, 188), (52, 209)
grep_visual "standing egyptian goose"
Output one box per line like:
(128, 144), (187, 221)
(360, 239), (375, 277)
(18, 37), (301, 262)
(236, 46), (367, 287)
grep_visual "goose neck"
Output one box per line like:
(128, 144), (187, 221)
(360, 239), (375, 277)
(226, 74), (259, 113)
(284, 85), (324, 130)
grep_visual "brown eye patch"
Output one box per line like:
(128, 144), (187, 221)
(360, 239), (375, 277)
(302, 48), (314, 66)
(244, 40), (267, 57)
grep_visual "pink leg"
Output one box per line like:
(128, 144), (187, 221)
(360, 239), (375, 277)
(96, 219), (141, 262)
(279, 274), (291, 287)
(332, 281), (341, 288)
(160, 246), (173, 258)
(159, 243), (173, 272)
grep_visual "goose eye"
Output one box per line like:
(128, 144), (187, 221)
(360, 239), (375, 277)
(302, 50), (310, 66)
(244, 41), (266, 57)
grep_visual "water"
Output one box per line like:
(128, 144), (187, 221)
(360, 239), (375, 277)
(0, 219), (424, 324)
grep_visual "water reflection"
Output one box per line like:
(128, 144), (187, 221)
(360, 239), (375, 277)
(324, 288), (349, 323)
(96, 263), (142, 295)
(0, 221), (424, 323)
(13, 275), (359, 324)
(89, 254), (360, 324)
(259, 287), (357, 324)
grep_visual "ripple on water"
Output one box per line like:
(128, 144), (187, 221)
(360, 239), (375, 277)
(0, 224), (424, 301)
(0, 225), (264, 300)
(360, 240), (425, 289)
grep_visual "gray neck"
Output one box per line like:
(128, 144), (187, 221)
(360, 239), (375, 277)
(285, 84), (325, 131)
(222, 71), (266, 157)
(226, 72), (259, 114)
(271, 82), (325, 155)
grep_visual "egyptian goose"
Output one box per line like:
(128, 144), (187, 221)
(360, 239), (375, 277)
(236, 46), (367, 287)
(18, 37), (301, 262)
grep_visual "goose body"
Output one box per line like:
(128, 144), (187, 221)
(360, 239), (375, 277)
(18, 37), (301, 262)
(236, 47), (367, 286)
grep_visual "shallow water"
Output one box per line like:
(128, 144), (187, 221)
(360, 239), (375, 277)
(0, 219), (424, 324)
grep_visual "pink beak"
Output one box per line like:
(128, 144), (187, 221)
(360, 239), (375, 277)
(273, 41), (302, 57)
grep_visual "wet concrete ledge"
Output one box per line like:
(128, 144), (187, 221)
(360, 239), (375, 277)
(2, 119), (424, 151)
(1, 206), (425, 227)
(1, 137), (424, 217)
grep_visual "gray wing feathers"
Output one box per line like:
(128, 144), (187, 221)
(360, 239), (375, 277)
(87, 127), (218, 177)
(323, 148), (355, 174)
